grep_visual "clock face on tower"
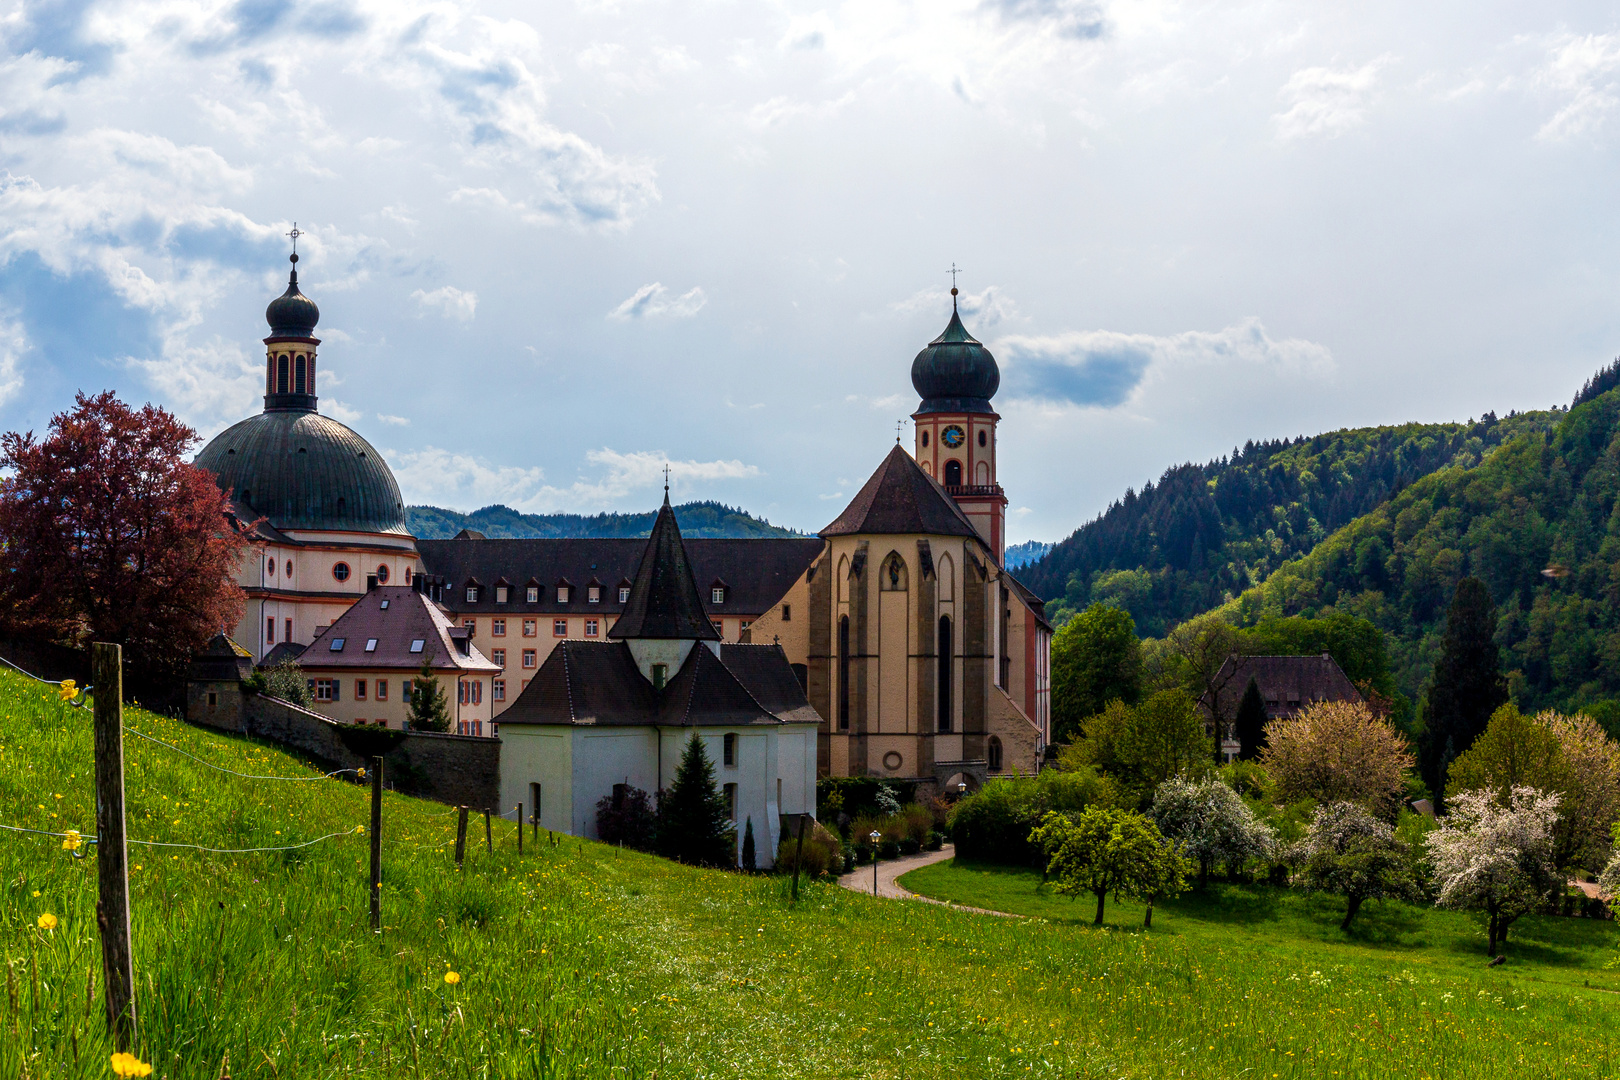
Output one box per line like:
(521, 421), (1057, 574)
(941, 425), (966, 449)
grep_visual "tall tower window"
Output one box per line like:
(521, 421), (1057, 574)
(837, 615), (851, 730)
(277, 355), (289, 394)
(944, 460), (962, 486)
(938, 615), (953, 732)
(295, 354), (306, 394)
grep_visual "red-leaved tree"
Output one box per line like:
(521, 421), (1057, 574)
(0, 391), (250, 679)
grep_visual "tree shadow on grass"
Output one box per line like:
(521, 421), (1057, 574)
(1159, 883), (1283, 927)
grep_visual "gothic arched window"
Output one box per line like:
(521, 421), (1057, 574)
(937, 615), (952, 733)
(987, 735), (1003, 771)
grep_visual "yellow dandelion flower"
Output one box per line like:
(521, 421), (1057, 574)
(110, 1051), (153, 1077)
(62, 829), (82, 852)
(36, 912), (57, 931)
(444, 971), (461, 985)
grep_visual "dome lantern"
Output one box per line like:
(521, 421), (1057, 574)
(262, 231), (322, 413)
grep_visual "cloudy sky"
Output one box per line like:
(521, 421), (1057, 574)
(2, 0), (1619, 542)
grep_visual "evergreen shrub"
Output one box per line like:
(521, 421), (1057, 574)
(774, 821), (845, 877)
(950, 766), (1120, 866)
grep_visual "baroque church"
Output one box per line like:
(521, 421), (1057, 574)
(193, 256), (1051, 810)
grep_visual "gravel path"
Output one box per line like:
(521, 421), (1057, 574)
(836, 844), (1019, 917)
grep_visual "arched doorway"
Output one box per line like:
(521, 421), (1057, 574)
(944, 459), (962, 486)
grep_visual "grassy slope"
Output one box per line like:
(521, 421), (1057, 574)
(3, 662), (1618, 1078)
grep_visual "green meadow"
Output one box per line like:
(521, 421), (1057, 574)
(0, 661), (1617, 1078)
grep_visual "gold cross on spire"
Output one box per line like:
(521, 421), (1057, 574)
(663, 463), (671, 495)
(287, 223), (301, 255)
(948, 262), (960, 289)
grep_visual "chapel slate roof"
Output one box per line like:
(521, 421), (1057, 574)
(821, 444), (982, 540)
(298, 586), (500, 673)
(610, 496), (720, 640)
(413, 537), (823, 616)
(497, 641), (817, 728)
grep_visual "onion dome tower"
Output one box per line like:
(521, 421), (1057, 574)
(194, 248), (408, 537)
(910, 284), (1007, 563)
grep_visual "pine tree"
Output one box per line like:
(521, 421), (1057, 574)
(657, 733), (736, 867)
(408, 656), (452, 733)
(1234, 677), (1267, 760)
(741, 817), (756, 872)
(1422, 577), (1507, 806)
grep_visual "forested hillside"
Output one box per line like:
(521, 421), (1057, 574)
(407, 500), (803, 539)
(1025, 412), (1561, 634)
(1221, 381), (1620, 720)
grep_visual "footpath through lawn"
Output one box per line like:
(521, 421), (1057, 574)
(1, 659), (1617, 1078)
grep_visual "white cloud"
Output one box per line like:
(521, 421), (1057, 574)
(324, 399), (364, 425)
(0, 316), (27, 411)
(607, 282), (707, 321)
(890, 285), (1019, 331)
(1534, 33), (1620, 141)
(127, 335), (259, 437)
(377, 413), (410, 425)
(999, 318), (1334, 408)
(1272, 57), (1392, 140)
(411, 285), (478, 321)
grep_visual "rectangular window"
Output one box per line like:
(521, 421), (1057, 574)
(354, 679), (367, 700)
(522, 649), (537, 668)
(365, 638), (378, 652)
(556, 587), (570, 604)
(588, 585), (600, 603)
(618, 586), (631, 603)
(464, 619), (476, 632)
(285, 618), (293, 643)
(723, 783), (737, 821)
(402, 679), (413, 700)
(493, 679), (506, 702)
(523, 619), (537, 637)
(458, 680), (467, 705)
(410, 639), (425, 653)
(466, 587), (478, 603)
(314, 679), (337, 702)
(526, 586), (539, 603)
(723, 732), (736, 766)
(329, 638), (346, 652)
(266, 617), (275, 644)
(492, 618), (506, 636)
(711, 587), (725, 604)
(495, 586), (509, 604)
(492, 648), (506, 666)
(376, 680), (388, 701)
(740, 620), (751, 632)
(584, 619), (599, 637)
(711, 620), (723, 636)
(781, 604), (791, 621)
(473, 681), (482, 705)
(553, 619), (567, 637)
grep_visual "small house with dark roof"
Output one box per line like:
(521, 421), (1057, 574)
(497, 496), (819, 867)
(296, 585), (502, 735)
(1200, 653), (1364, 759)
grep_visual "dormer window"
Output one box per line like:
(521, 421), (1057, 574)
(329, 638), (346, 652)
(526, 586), (539, 603)
(496, 586), (509, 603)
(618, 586), (630, 603)
(556, 586), (570, 604)
(711, 587), (726, 604)
(466, 586), (479, 603)
(587, 585), (600, 604)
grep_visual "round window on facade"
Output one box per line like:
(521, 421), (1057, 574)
(882, 751), (903, 771)
(377, 564), (390, 584)
(978, 429), (987, 447)
(332, 562), (351, 582)
(922, 430), (929, 447)
(266, 557), (276, 576)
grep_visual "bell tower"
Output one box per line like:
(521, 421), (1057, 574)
(910, 284), (1007, 564)
(263, 226), (321, 413)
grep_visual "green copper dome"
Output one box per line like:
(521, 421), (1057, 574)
(195, 411), (408, 535)
(911, 303), (999, 415)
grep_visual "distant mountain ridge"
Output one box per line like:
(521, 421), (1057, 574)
(405, 501), (805, 540)
(1005, 540), (1053, 570)
(1022, 411), (1563, 635)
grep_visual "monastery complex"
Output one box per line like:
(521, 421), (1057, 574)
(192, 256), (1052, 824)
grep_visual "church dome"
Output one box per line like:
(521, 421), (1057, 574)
(195, 410), (408, 535)
(910, 301), (999, 414)
(265, 257), (320, 338)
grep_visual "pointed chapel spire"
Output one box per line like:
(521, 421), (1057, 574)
(608, 492), (720, 641)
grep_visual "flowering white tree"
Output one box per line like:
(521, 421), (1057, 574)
(1426, 787), (1560, 956)
(1151, 778), (1276, 887)
(1289, 801), (1422, 931)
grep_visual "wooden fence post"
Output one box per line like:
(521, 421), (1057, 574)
(516, 803), (523, 855)
(92, 642), (136, 1050)
(369, 757), (383, 932)
(790, 813), (808, 903)
(484, 809), (492, 855)
(455, 807), (468, 868)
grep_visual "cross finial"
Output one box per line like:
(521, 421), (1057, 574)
(662, 463), (671, 496)
(948, 262), (960, 309)
(896, 419), (904, 444)
(287, 222), (301, 265)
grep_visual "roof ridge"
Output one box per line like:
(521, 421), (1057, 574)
(713, 643), (782, 720)
(561, 642), (576, 724)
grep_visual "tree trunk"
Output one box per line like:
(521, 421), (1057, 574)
(1143, 897), (1154, 929)
(1340, 893), (1363, 932)
(1499, 914), (1513, 944)
(1094, 888), (1106, 925)
(1486, 909), (1498, 957)
(1198, 859), (1210, 890)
